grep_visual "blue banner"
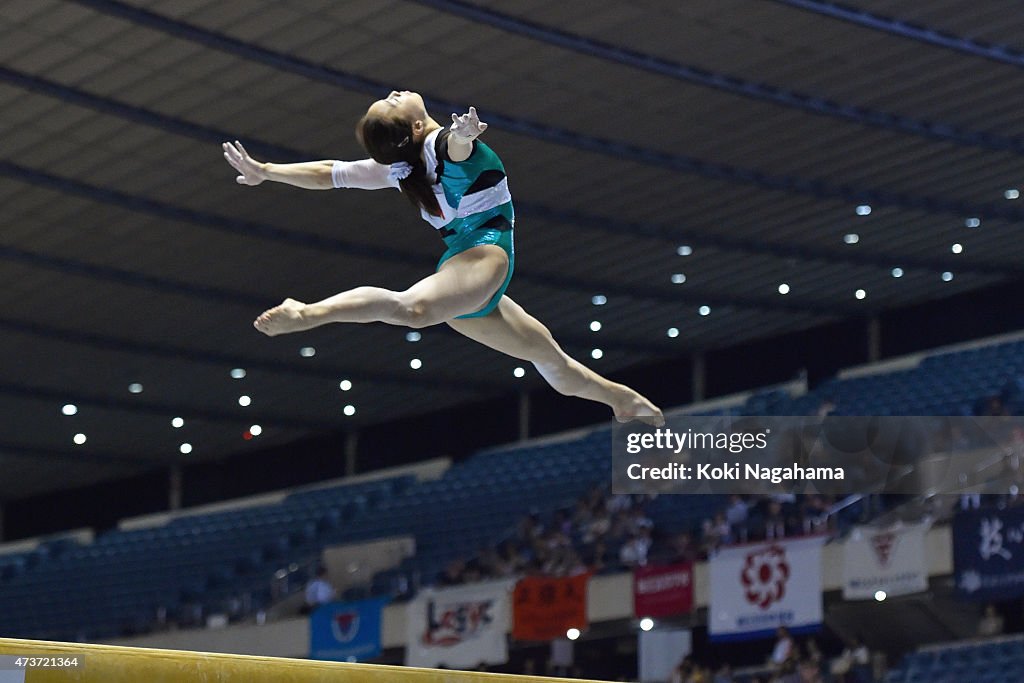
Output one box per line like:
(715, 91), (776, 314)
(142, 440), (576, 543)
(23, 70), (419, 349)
(310, 597), (386, 662)
(954, 506), (1024, 601)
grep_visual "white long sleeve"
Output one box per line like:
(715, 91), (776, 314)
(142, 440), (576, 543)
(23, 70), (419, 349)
(331, 159), (399, 190)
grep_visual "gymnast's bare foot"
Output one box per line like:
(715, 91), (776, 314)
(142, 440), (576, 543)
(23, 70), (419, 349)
(613, 389), (665, 427)
(254, 298), (309, 336)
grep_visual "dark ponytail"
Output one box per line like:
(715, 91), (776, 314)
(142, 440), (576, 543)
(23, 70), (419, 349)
(356, 114), (443, 217)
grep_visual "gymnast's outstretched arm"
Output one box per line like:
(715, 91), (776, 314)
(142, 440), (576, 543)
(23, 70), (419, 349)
(222, 141), (395, 191)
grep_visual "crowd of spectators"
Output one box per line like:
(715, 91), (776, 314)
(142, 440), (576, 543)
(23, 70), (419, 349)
(670, 628), (874, 683)
(433, 486), (659, 585)
(431, 485), (848, 587)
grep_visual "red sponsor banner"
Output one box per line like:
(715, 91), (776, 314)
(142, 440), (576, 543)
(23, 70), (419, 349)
(633, 562), (694, 618)
(512, 574), (589, 641)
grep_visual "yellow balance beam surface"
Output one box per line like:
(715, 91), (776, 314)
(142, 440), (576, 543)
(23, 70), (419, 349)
(0, 638), (608, 683)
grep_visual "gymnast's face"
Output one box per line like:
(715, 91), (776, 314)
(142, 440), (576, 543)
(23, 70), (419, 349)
(366, 90), (428, 132)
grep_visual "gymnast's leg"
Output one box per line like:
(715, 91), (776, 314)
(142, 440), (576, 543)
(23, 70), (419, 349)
(447, 296), (665, 425)
(254, 245), (508, 335)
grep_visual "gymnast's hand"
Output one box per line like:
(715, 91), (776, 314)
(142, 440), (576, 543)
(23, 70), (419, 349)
(449, 106), (488, 143)
(222, 140), (267, 186)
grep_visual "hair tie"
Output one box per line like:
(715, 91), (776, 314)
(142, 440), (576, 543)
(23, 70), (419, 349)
(388, 161), (413, 183)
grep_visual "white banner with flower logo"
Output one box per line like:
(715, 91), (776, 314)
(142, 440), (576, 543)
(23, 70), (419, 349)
(708, 536), (824, 640)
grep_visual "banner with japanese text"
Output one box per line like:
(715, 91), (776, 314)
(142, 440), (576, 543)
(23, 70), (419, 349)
(513, 574), (590, 641)
(955, 506), (1024, 601)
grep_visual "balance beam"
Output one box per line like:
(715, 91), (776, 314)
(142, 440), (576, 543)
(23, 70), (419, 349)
(0, 638), (598, 683)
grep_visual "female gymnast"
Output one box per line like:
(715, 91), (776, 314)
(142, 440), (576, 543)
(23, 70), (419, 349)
(222, 90), (663, 424)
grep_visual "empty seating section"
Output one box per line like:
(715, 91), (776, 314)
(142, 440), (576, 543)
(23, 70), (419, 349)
(1, 335), (1023, 642)
(886, 636), (1024, 683)
(744, 338), (1024, 417)
(0, 477), (412, 640)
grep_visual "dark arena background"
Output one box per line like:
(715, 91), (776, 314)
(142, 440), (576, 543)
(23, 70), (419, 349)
(2, 1), (1024, 682)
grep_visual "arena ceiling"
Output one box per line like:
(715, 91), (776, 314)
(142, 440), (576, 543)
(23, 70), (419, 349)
(1, 0), (1022, 500)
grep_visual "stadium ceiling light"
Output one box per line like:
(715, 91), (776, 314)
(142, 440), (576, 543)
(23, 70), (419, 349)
(339, 380), (353, 391)
(671, 273), (686, 284)
(179, 443), (193, 454)
(965, 217), (981, 228)
(238, 395), (251, 407)
(1006, 189), (1020, 200)
(891, 267), (904, 278)
(677, 245), (693, 256)
(61, 404), (78, 416)
(566, 628), (581, 640)
(874, 590), (887, 602)
(591, 294), (607, 306)
(843, 233), (859, 245)
(942, 271), (954, 282)
(667, 327), (680, 338)
(299, 346), (316, 358)
(171, 417), (184, 428)
(951, 243), (963, 254)
(855, 289), (867, 300)
(73, 433), (87, 445)
(698, 305), (711, 316)
(249, 425), (262, 436)
(230, 368), (246, 379)
(639, 618), (654, 631)
(405, 331), (421, 342)
(591, 348), (604, 360)
(590, 321), (602, 332)
(855, 204), (871, 215)
(128, 382), (143, 394)
(513, 367), (526, 378)
(410, 358), (422, 370)
(778, 283), (790, 295)
(343, 405), (356, 416)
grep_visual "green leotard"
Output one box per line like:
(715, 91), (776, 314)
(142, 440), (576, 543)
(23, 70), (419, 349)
(423, 129), (514, 319)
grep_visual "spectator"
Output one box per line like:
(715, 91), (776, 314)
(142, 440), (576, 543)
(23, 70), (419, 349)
(671, 656), (695, 683)
(725, 495), (749, 542)
(835, 636), (871, 683)
(669, 531), (698, 563)
(552, 509), (573, 537)
(978, 603), (1004, 637)
(496, 540), (525, 575)
(704, 513), (733, 549)
(606, 492), (633, 514)
(476, 546), (501, 578)
(620, 528), (653, 567)
(769, 627), (794, 668)
(765, 501), (786, 540)
(584, 510), (612, 544)
(803, 639), (825, 681)
(582, 540), (608, 573)
(517, 512), (544, 545)
(572, 499), (593, 533)
(801, 496), (829, 534)
(301, 566), (336, 614)
(983, 395), (1009, 417)
(437, 558), (466, 586)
